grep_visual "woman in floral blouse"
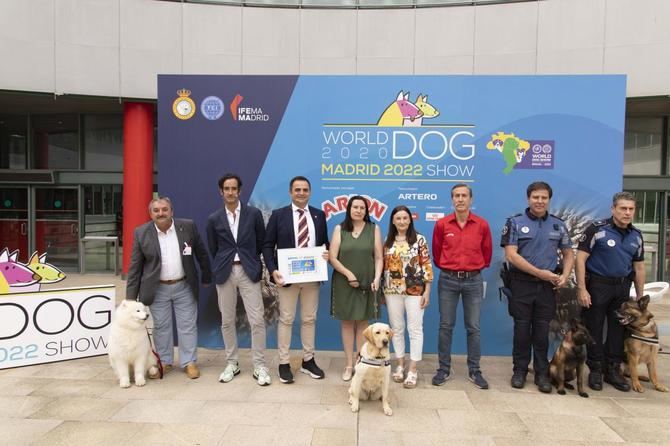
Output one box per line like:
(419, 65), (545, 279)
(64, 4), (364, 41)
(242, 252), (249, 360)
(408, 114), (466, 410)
(382, 205), (433, 388)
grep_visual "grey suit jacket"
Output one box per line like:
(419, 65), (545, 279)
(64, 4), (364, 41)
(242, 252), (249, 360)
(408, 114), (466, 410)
(126, 218), (212, 306)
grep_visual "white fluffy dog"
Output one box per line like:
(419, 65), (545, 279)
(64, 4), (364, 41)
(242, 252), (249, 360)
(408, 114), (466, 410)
(348, 322), (394, 416)
(108, 300), (159, 388)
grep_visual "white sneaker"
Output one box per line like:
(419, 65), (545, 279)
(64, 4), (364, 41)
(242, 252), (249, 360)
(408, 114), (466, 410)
(218, 362), (240, 383)
(253, 367), (272, 386)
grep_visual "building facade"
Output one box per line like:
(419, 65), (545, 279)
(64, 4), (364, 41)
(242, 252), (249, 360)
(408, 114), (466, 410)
(0, 0), (669, 277)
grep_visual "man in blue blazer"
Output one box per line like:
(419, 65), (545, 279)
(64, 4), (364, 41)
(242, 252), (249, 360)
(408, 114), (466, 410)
(206, 173), (270, 386)
(263, 176), (329, 384)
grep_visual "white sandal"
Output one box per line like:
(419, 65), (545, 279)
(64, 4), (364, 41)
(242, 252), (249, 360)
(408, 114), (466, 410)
(404, 370), (418, 389)
(392, 365), (404, 383)
(342, 366), (354, 382)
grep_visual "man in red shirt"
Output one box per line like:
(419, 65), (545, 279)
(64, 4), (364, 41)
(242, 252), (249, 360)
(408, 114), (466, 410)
(431, 184), (492, 389)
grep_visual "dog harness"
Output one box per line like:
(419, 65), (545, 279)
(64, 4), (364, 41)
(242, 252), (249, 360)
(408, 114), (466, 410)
(357, 356), (391, 367)
(628, 332), (659, 346)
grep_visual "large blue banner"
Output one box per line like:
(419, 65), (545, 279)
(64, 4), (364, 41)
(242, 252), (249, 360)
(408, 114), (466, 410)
(158, 75), (625, 355)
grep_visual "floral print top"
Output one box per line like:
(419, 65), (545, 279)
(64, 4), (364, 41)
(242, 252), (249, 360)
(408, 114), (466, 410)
(383, 234), (434, 296)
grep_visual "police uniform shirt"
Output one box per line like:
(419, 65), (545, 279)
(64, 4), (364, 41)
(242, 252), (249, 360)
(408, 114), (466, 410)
(500, 208), (571, 271)
(577, 217), (644, 278)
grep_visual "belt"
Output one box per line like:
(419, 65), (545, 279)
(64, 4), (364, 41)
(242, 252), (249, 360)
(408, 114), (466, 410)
(442, 269), (480, 279)
(159, 277), (185, 285)
(587, 273), (630, 285)
(509, 270), (542, 282)
(232, 260), (242, 265)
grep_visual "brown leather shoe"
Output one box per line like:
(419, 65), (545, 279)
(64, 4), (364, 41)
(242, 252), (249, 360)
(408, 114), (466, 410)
(148, 364), (172, 379)
(185, 363), (200, 379)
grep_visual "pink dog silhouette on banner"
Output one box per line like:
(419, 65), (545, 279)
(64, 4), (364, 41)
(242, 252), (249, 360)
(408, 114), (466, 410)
(0, 248), (66, 294)
(377, 91), (423, 126)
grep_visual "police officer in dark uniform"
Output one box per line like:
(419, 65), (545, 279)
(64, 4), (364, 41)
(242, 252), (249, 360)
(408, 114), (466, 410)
(575, 191), (644, 392)
(501, 181), (574, 393)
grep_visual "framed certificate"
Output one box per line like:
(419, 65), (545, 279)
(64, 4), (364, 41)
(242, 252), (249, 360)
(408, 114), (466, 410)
(277, 246), (328, 284)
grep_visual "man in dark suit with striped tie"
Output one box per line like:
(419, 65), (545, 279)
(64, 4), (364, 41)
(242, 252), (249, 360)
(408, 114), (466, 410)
(263, 176), (329, 384)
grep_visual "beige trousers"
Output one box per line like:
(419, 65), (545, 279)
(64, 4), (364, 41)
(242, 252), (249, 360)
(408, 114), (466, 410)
(277, 281), (320, 364)
(216, 265), (266, 369)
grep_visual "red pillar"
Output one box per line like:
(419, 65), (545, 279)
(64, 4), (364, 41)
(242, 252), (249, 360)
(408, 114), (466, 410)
(122, 102), (154, 274)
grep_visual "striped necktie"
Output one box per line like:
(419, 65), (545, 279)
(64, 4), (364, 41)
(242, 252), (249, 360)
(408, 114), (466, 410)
(297, 209), (309, 248)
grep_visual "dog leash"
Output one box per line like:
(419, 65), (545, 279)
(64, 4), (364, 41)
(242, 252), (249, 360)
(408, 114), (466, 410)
(146, 328), (165, 379)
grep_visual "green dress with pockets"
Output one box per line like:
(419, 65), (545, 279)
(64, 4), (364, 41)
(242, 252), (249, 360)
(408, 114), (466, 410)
(331, 222), (379, 320)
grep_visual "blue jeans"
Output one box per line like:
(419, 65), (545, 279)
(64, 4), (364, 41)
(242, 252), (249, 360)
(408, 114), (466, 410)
(437, 271), (483, 373)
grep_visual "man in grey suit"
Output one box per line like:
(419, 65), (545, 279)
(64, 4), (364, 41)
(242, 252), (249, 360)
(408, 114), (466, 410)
(126, 196), (212, 379)
(207, 173), (271, 386)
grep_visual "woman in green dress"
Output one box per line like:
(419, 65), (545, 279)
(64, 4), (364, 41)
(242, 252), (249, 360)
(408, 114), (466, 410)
(329, 195), (383, 381)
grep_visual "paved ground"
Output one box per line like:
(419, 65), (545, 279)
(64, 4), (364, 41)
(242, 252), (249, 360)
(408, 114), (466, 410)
(1, 274), (669, 445)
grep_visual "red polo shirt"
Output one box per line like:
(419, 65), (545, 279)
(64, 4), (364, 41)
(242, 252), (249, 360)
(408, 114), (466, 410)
(432, 212), (492, 272)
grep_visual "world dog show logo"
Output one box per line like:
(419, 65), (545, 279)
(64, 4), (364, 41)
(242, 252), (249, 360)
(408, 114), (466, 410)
(229, 94), (270, 122)
(486, 131), (554, 175)
(321, 90), (476, 183)
(172, 89), (196, 120)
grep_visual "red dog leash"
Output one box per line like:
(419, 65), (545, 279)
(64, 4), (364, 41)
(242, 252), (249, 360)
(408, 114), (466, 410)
(146, 328), (164, 379)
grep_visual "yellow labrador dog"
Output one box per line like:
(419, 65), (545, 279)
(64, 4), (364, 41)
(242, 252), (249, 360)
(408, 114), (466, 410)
(348, 322), (394, 416)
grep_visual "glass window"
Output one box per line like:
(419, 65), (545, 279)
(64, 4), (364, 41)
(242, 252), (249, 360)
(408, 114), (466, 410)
(31, 114), (79, 169)
(624, 117), (663, 175)
(630, 190), (659, 280)
(84, 114), (123, 171)
(0, 115), (28, 169)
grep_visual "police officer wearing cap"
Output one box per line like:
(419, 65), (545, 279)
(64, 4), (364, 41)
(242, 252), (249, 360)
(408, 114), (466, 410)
(575, 191), (644, 392)
(501, 181), (574, 393)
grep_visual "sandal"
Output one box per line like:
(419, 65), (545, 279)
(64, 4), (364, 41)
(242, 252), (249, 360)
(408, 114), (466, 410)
(392, 365), (404, 383)
(342, 366), (354, 382)
(403, 370), (418, 389)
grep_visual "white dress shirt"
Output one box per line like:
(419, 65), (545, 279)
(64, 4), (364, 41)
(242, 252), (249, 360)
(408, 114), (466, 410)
(226, 202), (241, 261)
(292, 203), (316, 248)
(155, 220), (185, 280)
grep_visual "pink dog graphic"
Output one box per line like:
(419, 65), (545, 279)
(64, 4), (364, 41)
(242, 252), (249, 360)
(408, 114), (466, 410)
(377, 91), (423, 127)
(0, 248), (41, 294)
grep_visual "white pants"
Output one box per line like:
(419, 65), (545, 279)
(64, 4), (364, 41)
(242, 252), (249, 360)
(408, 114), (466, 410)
(386, 294), (424, 362)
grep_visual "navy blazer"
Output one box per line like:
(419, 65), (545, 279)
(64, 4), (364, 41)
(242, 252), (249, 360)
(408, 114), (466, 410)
(206, 203), (266, 284)
(262, 204), (329, 280)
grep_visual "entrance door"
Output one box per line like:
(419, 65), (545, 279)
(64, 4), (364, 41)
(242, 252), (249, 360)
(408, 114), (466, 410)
(35, 187), (79, 271)
(0, 187), (29, 256)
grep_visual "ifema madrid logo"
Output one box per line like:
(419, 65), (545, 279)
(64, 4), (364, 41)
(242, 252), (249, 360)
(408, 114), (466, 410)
(229, 94), (270, 122)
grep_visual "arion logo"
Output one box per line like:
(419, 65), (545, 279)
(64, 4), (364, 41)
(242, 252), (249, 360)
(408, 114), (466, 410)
(322, 195), (388, 222)
(229, 94), (270, 122)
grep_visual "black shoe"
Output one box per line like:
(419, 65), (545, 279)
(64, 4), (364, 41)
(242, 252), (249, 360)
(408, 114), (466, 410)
(300, 358), (325, 379)
(604, 364), (630, 392)
(534, 373), (552, 394)
(278, 363), (294, 384)
(511, 371), (526, 389)
(588, 370), (603, 391)
(432, 369), (452, 386)
(468, 370), (489, 390)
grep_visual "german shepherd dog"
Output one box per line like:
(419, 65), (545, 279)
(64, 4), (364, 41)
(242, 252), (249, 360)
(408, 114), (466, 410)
(549, 318), (594, 397)
(616, 295), (668, 393)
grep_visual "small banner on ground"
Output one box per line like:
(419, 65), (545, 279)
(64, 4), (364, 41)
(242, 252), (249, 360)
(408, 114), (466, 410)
(0, 285), (115, 369)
